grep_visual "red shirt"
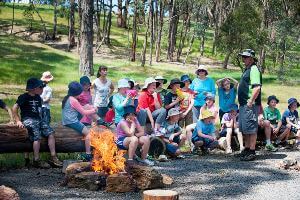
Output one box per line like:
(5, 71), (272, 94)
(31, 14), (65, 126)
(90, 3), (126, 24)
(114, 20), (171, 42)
(137, 90), (162, 112)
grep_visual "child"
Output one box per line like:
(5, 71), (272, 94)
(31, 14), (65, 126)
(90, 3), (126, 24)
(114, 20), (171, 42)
(116, 105), (154, 166)
(160, 108), (186, 158)
(40, 71), (54, 125)
(191, 110), (218, 155)
(0, 99), (14, 124)
(164, 78), (184, 111)
(62, 81), (103, 161)
(281, 98), (300, 149)
(12, 78), (62, 168)
(219, 104), (244, 154)
(216, 77), (238, 121)
(200, 93), (219, 124)
(155, 75), (168, 104)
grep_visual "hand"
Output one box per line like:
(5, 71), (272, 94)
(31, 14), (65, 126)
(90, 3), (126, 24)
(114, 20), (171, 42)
(16, 121), (24, 128)
(152, 92), (158, 99)
(209, 136), (215, 141)
(8, 121), (15, 125)
(175, 96), (182, 103)
(182, 112), (187, 118)
(169, 134), (175, 142)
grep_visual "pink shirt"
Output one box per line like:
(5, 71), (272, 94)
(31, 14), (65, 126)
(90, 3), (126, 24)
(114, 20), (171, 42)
(116, 118), (141, 138)
(77, 91), (92, 106)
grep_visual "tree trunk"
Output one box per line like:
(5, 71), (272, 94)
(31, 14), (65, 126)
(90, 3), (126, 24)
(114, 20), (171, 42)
(10, 0), (15, 34)
(167, 0), (178, 62)
(258, 47), (266, 73)
(68, 0), (76, 51)
(131, 0), (138, 62)
(141, 1), (151, 67)
(105, 0), (113, 45)
(183, 31), (195, 65)
(122, 0), (130, 28)
(79, 0), (94, 76)
(32, 3), (49, 40)
(77, 0), (82, 53)
(117, 0), (123, 27)
(177, 13), (190, 61)
(223, 51), (231, 69)
(95, 0), (102, 43)
(143, 190), (179, 200)
(155, 0), (164, 62)
(52, 0), (58, 40)
(200, 32), (205, 56)
(149, 0), (154, 65)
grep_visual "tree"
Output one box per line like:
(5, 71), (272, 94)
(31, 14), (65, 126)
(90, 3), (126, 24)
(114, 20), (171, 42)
(155, 0), (165, 62)
(68, 0), (76, 50)
(141, 0), (151, 67)
(117, 0), (123, 27)
(167, 0), (179, 61)
(79, 0), (94, 76)
(131, 0), (138, 62)
(52, 0), (58, 40)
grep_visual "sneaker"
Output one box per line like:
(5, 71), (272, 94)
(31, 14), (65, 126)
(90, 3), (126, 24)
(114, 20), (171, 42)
(32, 160), (51, 169)
(25, 158), (30, 168)
(48, 156), (63, 168)
(97, 118), (112, 127)
(139, 159), (155, 166)
(81, 153), (93, 162)
(176, 154), (185, 159)
(225, 147), (233, 154)
(158, 154), (168, 162)
(237, 148), (250, 158)
(265, 144), (278, 152)
(201, 147), (209, 155)
(240, 151), (256, 161)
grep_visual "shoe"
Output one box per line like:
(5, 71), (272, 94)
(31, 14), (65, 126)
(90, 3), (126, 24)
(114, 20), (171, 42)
(237, 148), (250, 157)
(265, 144), (278, 152)
(81, 153), (93, 162)
(201, 147), (209, 155)
(97, 118), (112, 127)
(176, 154), (185, 159)
(33, 160), (51, 169)
(240, 151), (256, 161)
(139, 159), (155, 166)
(158, 154), (168, 162)
(48, 156), (63, 168)
(25, 158), (30, 168)
(225, 147), (233, 154)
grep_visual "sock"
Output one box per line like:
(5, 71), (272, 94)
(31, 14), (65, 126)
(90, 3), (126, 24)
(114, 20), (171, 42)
(266, 139), (271, 145)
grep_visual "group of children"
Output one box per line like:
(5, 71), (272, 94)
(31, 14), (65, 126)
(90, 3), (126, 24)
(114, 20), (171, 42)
(2, 65), (300, 168)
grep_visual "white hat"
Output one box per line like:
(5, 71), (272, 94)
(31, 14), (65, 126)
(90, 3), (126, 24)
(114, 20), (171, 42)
(142, 77), (160, 90)
(155, 75), (167, 84)
(195, 65), (208, 75)
(41, 71), (54, 82)
(117, 79), (130, 89)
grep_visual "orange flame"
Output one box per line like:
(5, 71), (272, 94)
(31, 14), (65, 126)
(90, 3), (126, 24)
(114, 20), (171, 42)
(90, 127), (126, 175)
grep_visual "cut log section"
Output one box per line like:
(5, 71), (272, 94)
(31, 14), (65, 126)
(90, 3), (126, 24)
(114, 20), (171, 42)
(148, 136), (166, 158)
(143, 189), (179, 200)
(0, 124), (86, 153)
(0, 185), (20, 200)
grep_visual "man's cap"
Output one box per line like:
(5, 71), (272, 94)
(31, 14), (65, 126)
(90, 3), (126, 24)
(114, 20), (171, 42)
(167, 108), (181, 119)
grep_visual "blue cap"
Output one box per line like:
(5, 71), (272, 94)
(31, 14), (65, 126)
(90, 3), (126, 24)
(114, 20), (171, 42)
(180, 74), (192, 83)
(288, 98), (300, 108)
(80, 76), (91, 85)
(68, 81), (83, 96)
(26, 77), (44, 90)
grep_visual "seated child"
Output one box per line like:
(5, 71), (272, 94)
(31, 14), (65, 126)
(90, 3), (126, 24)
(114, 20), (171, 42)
(281, 98), (300, 148)
(12, 78), (62, 168)
(40, 71), (54, 126)
(116, 105), (154, 166)
(219, 104), (244, 154)
(191, 110), (219, 154)
(155, 76), (168, 104)
(0, 99), (14, 124)
(160, 108), (186, 158)
(164, 78), (184, 111)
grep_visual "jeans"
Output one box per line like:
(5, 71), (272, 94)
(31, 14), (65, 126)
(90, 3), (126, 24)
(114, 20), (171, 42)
(137, 107), (167, 126)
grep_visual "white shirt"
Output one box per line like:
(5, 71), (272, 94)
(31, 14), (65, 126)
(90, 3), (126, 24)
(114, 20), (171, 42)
(40, 85), (52, 109)
(93, 78), (112, 107)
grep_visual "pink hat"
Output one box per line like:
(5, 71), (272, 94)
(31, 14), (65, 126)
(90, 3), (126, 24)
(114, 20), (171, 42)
(41, 71), (54, 82)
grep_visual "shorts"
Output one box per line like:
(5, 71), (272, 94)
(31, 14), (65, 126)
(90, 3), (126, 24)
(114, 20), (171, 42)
(192, 136), (218, 149)
(41, 107), (51, 125)
(23, 118), (54, 142)
(116, 137), (128, 150)
(65, 121), (85, 135)
(239, 105), (258, 134)
(165, 135), (181, 155)
(179, 110), (193, 128)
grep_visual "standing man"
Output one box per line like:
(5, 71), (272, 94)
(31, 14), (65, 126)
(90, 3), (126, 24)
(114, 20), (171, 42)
(238, 49), (262, 161)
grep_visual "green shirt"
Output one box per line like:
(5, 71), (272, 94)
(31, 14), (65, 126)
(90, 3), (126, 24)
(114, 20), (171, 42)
(263, 106), (281, 125)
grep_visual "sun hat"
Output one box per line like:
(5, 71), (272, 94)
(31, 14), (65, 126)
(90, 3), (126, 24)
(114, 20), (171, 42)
(267, 95), (279, 105)
(118, 78), (130, 89)
(142, 77), (160, 90)
(180, 74), (192, 84)
(155, 75), (167, 84)
(200, 110), (215, 120)
(68, 81), (83, 96)
(26, 77), (45, 90)
(166, 108), (181, 119)
(41, 71), (54, 82)
(205, 93), (215, 102)
(80, 76), (91, 85)
(167, 78), (184, 89)
(123, 105), (137, 117)
(195, 65), (208, 76)
(238, 49), (256, 58)
(288, 98), (300, 108)
(229, 104), (239, 111)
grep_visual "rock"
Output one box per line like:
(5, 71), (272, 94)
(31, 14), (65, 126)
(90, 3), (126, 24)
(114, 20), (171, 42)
(106, 172), (136, 192)
(128, 165), (164, 190)
(278, 158), (298, 170)
(67, 171), (107, 191)
(0, 185), (20, 200)
(162, 174), (173, 186)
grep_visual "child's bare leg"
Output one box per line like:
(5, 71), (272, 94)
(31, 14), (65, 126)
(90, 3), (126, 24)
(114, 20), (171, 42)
(123, 136), (138, 159)
(82, 127), (91, 154)
(226, 128), (233, 150)
(33, 140), (41, 161)
(138, 136), (150, 160)
(48, 134), (56, 157)
(235, 128), (244, 150)
(179, 134), (187, 147)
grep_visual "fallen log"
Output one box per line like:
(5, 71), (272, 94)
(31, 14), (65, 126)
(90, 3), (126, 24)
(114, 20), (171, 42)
(0, 124), (85, 153)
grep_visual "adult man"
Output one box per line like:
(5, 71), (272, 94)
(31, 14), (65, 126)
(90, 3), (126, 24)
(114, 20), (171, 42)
(238, 49), (262, 161)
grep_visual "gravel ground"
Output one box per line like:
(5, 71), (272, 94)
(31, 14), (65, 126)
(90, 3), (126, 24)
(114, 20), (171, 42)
(1, 150), (300, 200)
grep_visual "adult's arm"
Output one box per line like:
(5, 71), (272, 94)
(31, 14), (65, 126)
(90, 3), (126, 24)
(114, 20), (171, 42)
(4, 105), (14, 124)
(113, 94), (130, 112)
(153, 92), (162, 109)
(134, 119), (145, 137)
(109, 81), (115, 96)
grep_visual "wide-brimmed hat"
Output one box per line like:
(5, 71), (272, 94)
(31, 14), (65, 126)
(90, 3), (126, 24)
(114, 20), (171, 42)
(229, 104), (239, 112)
(155, 75), (167, 84)
(118, 78), (130, 89)
(195, 65), (208, 76)
(80, 76), (91, 85)
(41, 71), (54, 82)
(267, 95), (279, 105)
(167, 78), (184, 89)
(166, 108), (181, 119)
(200, 110), (215, 120)
(205, 93), (215, 102)
(26, 77), (45, 90)
(180, 74), (192, 84)
(123, 105), (137, 117)
(238, 49), (256, 58)
(142, 77), (160, 90)
(68, 81), (83, 96)
(288, 98), (300, 108)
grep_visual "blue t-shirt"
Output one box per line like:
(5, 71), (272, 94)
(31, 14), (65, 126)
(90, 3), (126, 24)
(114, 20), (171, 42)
(281, 109), (299, 126)
(218, 87), (236, 112)
(189, 77), (216, 107)
(112, 93), (132, 124)
(160, 121), (182, 138)
(192, 120), (215, 140)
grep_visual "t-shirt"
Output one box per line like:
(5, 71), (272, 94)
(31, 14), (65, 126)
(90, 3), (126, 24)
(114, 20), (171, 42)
(164, 92), (179, 110)
(40, 85), (52, 109)
(179, 89), (194, 112)
(77, 91), (92, 106)
(238, 64), (262, 106)
(263, 106), (281, 125)
(192, 120), (215, 140)
(112, 93), (133, 124)
(281, 109), (299, 126)
(116, 118), (141, 138)
(160, 121), (182, 138)
(189, 77), (216, 107)
(137, 90), (162, 112)
(221, 113), (238, 129)
(218, 87), (236, 112)
(0, 99), (6, 109)
(16, 93), (42, 120)
(93, 78), (112, 107)
(157, 88), (168, 105)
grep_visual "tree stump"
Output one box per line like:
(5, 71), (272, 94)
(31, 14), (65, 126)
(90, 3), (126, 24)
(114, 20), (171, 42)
(67, 171), (107, 191)
(0, 185), (20, 200)
(106, 173), (136, 192)
(143, 189), (179, 200)
(128, 165), (164, 190)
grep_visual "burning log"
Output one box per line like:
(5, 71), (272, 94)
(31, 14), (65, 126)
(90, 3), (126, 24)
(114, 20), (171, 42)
(143, 189), (179, 200)
(0, 185), (20, 200)
(106, 173), (136, 192)
(0, 124), (85, 153)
